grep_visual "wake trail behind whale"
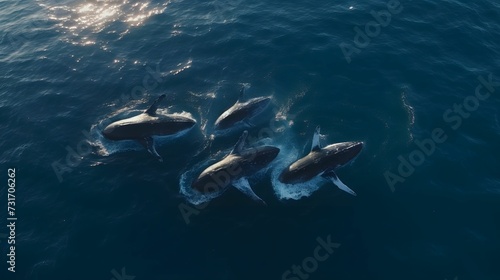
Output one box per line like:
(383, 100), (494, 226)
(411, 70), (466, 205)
(268, 142), (326, 200)
(178, 151), (228, 205)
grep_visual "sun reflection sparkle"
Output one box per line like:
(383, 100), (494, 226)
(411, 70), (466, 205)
(43, 0), (169, 45)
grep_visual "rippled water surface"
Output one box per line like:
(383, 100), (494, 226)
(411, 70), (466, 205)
(0, 0), (499, 279)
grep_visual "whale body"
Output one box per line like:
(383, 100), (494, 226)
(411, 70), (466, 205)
(192, 131), (279, 203)
(102, 94), (196, 161)
(279, 126), (363, 196)
(214, 87), (271, 130)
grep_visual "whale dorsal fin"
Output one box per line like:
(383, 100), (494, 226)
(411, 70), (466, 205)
(231, 130), (248, 154)
(237, 86), (245, 101)
(145, 94), (166, 116)
(311, 126), (321, 152)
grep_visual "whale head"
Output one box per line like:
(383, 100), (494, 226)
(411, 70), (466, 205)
(214, 96), (271, 130)
(326, 141), (364, 166)
(102, 122), (124, 140)
(279, 141), (363, 184)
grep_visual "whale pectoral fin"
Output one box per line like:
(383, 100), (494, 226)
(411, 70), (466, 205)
(230, 130), (248, 154)
(311, 126), (321, 152)
(232, 178), (267, 205)
(138, 137), (163, 162)
(145, 94), (167, 116)
(322, 171), (357, 196)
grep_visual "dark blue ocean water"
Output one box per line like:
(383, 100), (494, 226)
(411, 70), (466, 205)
(1, 0), (499, 279)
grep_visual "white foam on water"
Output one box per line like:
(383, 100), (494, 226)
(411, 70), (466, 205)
(401, 90), (415, 142)
(265, 96), (331, 201)
(178, 136), (279, 205)
(153, 110), (197, 146)
(178, 150), (228, 205)
(89, 110), (144, 156)
(268, 143), (326, 201)
(178, 88), (320, 203)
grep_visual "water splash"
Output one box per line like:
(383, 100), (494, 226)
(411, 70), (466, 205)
(177, 84), (326, 203)
(401, 90), (415, 142)
(275, 86), (308, 128)
(178, 150), (228, 205)
(164, 60), (193, 76)
(269, 143), (326, 200)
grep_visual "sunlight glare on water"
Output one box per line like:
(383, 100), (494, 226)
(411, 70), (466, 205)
(43, 0), (169, 44)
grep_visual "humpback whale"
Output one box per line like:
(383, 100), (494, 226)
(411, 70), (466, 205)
(192, 131), (280, 204)
(102, 94), (196, 161)
(279, 126), (363, 196)
(214, 87), (271, 130)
